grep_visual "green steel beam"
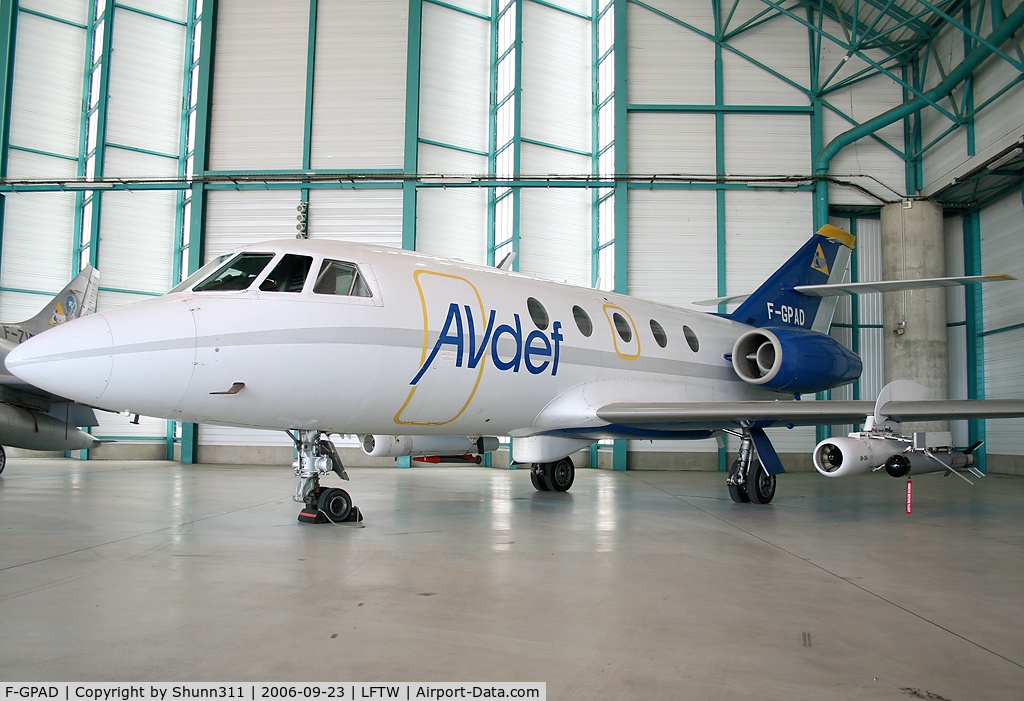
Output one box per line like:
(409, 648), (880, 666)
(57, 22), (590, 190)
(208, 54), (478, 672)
(302, 0), (317, 172)
(963, 210), (986, 471)
(17, 7), (86, 29)
(424, 0), (490, 22)
(0, 0), (17, 278)
(627, 103), (814, 114)
(611, 0), (627, 471)
(511, 0), (522, 271)
(527, 0), (590, 21)
(113, 3), (187, 26)
(181, 0), (217, 466)
(403, 0), (423, 252)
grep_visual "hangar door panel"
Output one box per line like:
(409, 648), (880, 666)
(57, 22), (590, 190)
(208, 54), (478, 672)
(311, 0), (407, 170)
(208, 0), (308, 170)
(519, 190), (590, 287)
(981, 193), (1024, 457)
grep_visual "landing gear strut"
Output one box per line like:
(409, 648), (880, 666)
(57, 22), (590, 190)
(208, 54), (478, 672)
(529, 457), (575, 492)
(290, 429), (363, 524)
(725, 429), (776, 505)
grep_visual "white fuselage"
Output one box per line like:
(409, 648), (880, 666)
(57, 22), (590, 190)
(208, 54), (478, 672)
(8, 240), (780, 440)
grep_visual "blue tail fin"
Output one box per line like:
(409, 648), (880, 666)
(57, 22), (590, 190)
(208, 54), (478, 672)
(727, 224), (855, 332)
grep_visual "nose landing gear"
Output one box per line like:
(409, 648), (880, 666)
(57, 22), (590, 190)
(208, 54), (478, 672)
(725, 429), (776, 504)
(290, 429), (363, 524)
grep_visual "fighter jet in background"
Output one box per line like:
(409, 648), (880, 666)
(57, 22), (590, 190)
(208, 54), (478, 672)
(7, 227), (1023, 520)
(0, 266), (102, 474)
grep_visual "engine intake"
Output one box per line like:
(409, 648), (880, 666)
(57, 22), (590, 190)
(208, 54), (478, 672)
(813, 435), (906, 478)
(361, 435), (499, 458)
(732, 326), (861, 395)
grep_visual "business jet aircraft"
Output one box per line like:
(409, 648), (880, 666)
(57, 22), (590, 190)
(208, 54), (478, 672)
(7, 225), (1023, 521)
(0, 266), (102, 473)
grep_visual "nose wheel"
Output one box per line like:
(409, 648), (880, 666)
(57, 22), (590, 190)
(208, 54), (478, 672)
(290, 429), (363, 524)
(725, 429), (775, 504)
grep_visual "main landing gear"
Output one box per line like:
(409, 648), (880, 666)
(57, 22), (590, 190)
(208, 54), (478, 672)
(726, 429), (776, 505)
(529, 457), (575, 492)
(290, 429), (363, 524)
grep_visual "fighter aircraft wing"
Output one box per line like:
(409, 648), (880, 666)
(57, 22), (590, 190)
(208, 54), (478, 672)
(596, 398), (1024, 427)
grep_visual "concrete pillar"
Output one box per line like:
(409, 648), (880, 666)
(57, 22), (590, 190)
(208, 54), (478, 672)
(881, 199), (948, 430)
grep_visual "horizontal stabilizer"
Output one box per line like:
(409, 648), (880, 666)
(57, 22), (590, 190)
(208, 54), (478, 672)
(694, 274), (1015, 306)
(793, 274), (1016, 297)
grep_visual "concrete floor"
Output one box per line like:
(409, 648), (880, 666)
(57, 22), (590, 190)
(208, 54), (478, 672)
(1, 458), (1023, 700)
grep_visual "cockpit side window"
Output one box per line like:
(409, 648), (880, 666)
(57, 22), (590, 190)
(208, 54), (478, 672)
(259, 254), (313, 292)
(169, 253), (232, 293)
(313, 259), (372, 298)
(193, 252), (275, 292)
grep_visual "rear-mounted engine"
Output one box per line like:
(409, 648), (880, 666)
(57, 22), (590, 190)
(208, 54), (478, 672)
(731, 326), (861, 395)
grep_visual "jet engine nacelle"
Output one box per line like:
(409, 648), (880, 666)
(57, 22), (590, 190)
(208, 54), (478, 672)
(361, 434), (499, 458)
(731, 326), (862, 395)
(813, 435), (906, 477)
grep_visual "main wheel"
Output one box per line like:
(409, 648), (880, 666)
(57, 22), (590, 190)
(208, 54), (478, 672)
(727, 459), (750, 503)
(317, 487), (352, 522)
(746, 460), (776, 504)
(544, 457), (575, 492)
(530, 464), (550, 491)
(0, 445), (6, 476)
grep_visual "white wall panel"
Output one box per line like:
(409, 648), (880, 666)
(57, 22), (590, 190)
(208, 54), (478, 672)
(855, 217), (883, 326)
(519, 189), (590, 286)
(981, 191), (1024, 456)
(203, 190), (303, 260)
(106, 8), (185, 156)
(307, 190), (403, 247)
(419, 3), (489, 154)
(980, 192), (1024, 331)
(627, 189), (717, 308)
(199, 424), (294, 447)
(310, 0), (407, 170)
(972, 36), (1024, 154)
(435, 0), (489, 15)
(5, 148), (78, 180)
(93, 412), (167, 441)
(208, 0), (308, 170)
(724, 114), (809, 175)
(8, 13), (86, 158)
(0, 192), (76, 321)
(416, 188), (488, 264)
(521, 2), (590, 154)
(97, 191), (177, 297)
(19, 0), (88, 24)
(823, 79), (907, 204)
(418, 142), (488, 176)
(520, 141), (590, 175)
(859, 326), (885, 401)
(724, 190), (813, 301)
(103, 147), (178, 180)
(118, 0), (187, 22)
(628, 2), (715, 104)
(723, 21), (808, 105)
(637, 1), (715, 46)
(629, 113), (716, 174)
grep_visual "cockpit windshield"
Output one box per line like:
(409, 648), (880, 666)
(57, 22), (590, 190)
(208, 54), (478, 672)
(192, 252), (275, 292)
(168, 253), (232, 293)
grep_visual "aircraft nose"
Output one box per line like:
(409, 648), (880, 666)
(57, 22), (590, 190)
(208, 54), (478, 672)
(6, 313), (114, 404)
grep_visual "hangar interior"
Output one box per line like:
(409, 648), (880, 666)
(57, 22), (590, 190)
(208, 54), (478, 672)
(0, 0), (1022, 474)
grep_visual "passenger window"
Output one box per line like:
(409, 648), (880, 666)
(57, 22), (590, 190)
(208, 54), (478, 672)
(573, 306), (592, 337)
(313, 259), (372, 297)
(259, 254), (312, 292)
(683, 325), (699, 352)
(193, 252), (275, 292)
(650, 319), (668, 348)
(613, 312), (632, 343)
(527, 297), (548, 330)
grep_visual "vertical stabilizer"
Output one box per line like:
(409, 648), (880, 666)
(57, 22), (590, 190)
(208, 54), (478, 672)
(2, 265), (100, 343)
(728, 225), (854, 332)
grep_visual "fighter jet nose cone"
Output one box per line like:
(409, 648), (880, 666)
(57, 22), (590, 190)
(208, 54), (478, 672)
(6, 313), (114, 404)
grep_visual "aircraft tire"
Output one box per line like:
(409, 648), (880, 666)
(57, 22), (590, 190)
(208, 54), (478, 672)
(544, 458), (574, 492)
(727, 459), (750, 503)
(317, 487), (352, 522)
(0, 445), (5, 475)
(746, 461), (776, 505)
(530, 465), (550, 491)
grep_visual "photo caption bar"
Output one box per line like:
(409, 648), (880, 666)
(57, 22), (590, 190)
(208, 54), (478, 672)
(2, 684), (545, 701)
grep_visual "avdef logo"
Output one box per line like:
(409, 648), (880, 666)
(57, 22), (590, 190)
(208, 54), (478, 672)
(411, 303), (563, 385)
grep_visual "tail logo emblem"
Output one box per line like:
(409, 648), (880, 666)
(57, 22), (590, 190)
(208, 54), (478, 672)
(811, 244), (830, 275)
(48, 295), (77, 327)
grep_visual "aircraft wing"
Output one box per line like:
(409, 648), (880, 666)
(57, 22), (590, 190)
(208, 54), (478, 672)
(596, 398), (1024, 427)
(793, 274), (1015, 297)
